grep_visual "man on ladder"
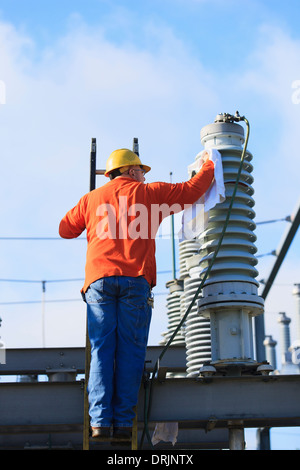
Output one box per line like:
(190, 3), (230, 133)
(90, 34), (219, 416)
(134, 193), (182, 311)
(59, 146), (214, 446)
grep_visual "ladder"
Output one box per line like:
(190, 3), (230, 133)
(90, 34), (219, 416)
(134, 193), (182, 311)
(82, 138), (140, 451)
(84, 410), (138, 450)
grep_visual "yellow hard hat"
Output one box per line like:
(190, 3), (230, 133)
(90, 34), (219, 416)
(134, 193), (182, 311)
(105, 148), (151, 177)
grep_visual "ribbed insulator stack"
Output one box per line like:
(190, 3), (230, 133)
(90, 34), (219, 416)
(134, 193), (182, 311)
(196, 115), (264, 372)
(178, 238), (201, 339)
(178, 239), (201, 279)
(277, 312), (291, 364)
(160, 279), (185, 347)
(160, 241), (200, 348)
(184, 254), (211, 377)
(198, 119), (262, 302)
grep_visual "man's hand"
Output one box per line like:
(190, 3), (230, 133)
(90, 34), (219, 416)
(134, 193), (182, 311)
(202, 151), (210, 163)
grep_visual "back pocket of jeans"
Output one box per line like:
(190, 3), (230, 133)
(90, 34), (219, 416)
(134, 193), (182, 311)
(85, 279), (104, 304)
(126, 278), (149, 309)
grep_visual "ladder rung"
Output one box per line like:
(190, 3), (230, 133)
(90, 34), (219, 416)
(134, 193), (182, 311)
(90, 437), (131, 442)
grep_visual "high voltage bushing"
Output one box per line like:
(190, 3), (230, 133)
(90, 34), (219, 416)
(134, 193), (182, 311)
(178, 239), (201, 332)
(162, 240), (200, 337)
(163, 279), (187, 378)
(163, 238), (212, 375)
(197, 114), (264, 374)
(292, 284), (300, 344)
(263, 335), (277, 372)
(178, 239), (201, 280)
(161, 279), (185, 348)
(177, 238), (212, 376)
(161, 240), (200, 348)
(277, 312), (291, 364)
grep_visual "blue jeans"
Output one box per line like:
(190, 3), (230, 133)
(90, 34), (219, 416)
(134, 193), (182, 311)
(85, 276), (152, 428)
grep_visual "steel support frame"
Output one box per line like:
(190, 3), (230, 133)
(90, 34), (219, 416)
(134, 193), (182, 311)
(0, 346), (187, 376)
(1, 348), (300, 431)
(143, 375), (300, 428)
(0, 374), (299, 432)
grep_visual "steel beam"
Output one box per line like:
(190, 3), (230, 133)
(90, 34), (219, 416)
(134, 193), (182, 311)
(143, 375), (300, 428)
(0, 347), (85, 375)
(0, 375), (299, 430)
(0, 381), (84, 427)
(1, 347), (300, 450)
(0, 346), (187, 376)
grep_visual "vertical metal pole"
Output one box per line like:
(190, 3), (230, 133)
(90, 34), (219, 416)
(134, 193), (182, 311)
(170, 172), (176, 279)
(41, 281), (46, 348)
(131, 407), (138, 450)
(133, 137), (139, 156)
(256, 427), (271, 450)
(254, 315), (266, 363)
(228, 421), (245, 450)
(83, 138), (97, 450)
(90, 138), (97, 192)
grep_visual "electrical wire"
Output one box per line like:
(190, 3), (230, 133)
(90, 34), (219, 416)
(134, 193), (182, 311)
(0, 298), (82, 306)
(0, 216), (291, 241)
(0, 278), (84, 283)
(139, 115), (251, 449)
(256, 251), (277, 258)
(256, 216), (291, 225)
(0, 237), (87, 240)
(0, 271), (173, 306)
(0, 291), (169, 306)
(0, 270), (175, 286)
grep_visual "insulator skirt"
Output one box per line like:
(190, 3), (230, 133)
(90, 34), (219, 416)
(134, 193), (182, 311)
(183, 272), (211, 377)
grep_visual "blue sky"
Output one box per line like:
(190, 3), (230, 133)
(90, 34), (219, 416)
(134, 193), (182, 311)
(0, 0), (300, 449)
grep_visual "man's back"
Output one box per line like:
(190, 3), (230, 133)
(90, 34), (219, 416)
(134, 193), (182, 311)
(59, 159), (214, 291)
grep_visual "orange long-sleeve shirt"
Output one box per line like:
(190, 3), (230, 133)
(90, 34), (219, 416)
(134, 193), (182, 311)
(59, 159), (214, 292)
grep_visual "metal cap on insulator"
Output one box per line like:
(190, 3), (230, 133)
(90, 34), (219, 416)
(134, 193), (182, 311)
(200, 114), (245, 150)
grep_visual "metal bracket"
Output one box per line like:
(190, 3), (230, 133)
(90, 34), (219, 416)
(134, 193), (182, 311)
(206, 416), (218, 433)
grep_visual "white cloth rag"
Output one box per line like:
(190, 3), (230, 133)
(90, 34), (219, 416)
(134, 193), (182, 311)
(151, 422), (178, 446)
(179, 148), (225, 240)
